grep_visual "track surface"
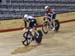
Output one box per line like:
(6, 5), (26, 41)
(0, 21), (75, 56)
(0, 19), (75, 32)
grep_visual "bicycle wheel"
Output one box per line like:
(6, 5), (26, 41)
(51, 20), (60, 32)
(42, 21), (49, 34)
(54, 20), (60, 31)
(22, 31), (33, 46)
(34, 30), (43, 44)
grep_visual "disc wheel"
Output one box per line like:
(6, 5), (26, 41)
(54, 20), (60, 32)
(34, 30), (43, 44)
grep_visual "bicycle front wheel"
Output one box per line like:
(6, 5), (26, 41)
(22, 31), (33, 46)
(42, 21), (49, 34)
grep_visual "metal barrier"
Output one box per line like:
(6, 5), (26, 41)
(0, 0), (75, 19)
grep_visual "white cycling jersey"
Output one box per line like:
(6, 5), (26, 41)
(24, 15), (35, 20)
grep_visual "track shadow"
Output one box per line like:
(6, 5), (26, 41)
(11, 44), (40, 54)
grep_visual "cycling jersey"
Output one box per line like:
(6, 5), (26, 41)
(24, 15), (37, 28)
(45, 8), (56, 20)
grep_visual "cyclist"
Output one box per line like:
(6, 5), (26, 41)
(44, 6), (56, 30)
(23, 14), (37, 33)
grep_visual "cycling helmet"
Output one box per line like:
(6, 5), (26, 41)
(24, 14), (28, 18)
(44, 6), (49, 9)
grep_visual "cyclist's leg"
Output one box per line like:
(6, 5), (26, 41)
(52, 14), (56, 30)
(32, 19), (37, 33)
(47, 15), (52, 28)
(29, 20), (37, 35)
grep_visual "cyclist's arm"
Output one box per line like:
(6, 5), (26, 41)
(23, 18), (27, 28)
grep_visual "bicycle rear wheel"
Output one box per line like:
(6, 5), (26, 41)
(54, 20), (60, 32)
(34, 30), (43, 44)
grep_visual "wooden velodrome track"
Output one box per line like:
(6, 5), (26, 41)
(0, 12), (75, 56)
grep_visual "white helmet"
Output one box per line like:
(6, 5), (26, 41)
(44, 6), (49, 9)
(24, 14), (28, 18)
